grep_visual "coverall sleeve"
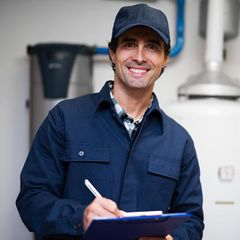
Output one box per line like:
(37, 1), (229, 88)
(16, 106), (85, 237)
(171, 138), (204, 240)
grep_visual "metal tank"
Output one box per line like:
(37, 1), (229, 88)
(164, 98), (240, 239)
(163, 0), (240, 239)
(28, 43), (94, 139)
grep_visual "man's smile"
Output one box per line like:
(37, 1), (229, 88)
(128, 67), (149, 74)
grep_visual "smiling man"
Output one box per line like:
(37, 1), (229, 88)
(108, 26), (169, 122)
(16, 3), (204, 240)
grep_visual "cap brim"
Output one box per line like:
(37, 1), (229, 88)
(114, 23), (169, 45)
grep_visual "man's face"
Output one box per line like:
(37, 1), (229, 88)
(110, 26), (169, 91)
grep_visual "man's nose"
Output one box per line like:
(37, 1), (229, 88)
(132, 47), (147, 63)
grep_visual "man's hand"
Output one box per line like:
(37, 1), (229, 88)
(83, 197), (122, 230)
(139, 234), (173, 240)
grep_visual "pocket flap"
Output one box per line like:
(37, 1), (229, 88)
(148, 154), (180, 180)
(63, 143), (110, 163)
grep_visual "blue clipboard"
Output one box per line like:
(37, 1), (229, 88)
(82, 212), (191, 240)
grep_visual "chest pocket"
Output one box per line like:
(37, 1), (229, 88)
(148, 153), (180, 181)
(64, 144), (110, 163)
(61, 143), (110, 202)
(62, 143), (110, 182)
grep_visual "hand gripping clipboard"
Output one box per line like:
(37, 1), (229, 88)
(82, 212), (191, 240)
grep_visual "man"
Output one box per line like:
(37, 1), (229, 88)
(16, 3), (204, 240)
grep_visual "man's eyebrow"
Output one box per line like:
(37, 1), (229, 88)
(119, 37), (136, 43)
(119, 38), (162, 45)
(147, 39), (162, 46)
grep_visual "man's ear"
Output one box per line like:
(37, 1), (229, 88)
(109, 48), (116, 64)
(163, 54), (169, 67)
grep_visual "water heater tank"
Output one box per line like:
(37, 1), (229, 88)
(28, 43), (94, 139)
(164, 98), (240, 240)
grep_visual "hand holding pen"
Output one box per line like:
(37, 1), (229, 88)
(84, 179), (168, 240)
(83, 179), (123, 230)
(84, 179), (162, 217)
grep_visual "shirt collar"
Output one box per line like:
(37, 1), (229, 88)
(109, 84), (153, 123)
(93, 80), (163, 118)
(93, 81), (113, 111)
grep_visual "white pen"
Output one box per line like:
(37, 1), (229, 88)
(84, 179), (102, 197)
(84, 179), (163, 218)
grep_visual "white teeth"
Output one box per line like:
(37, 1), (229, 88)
(130, 68), (147, 73)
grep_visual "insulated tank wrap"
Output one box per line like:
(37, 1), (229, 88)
(28, 43), (94, 139)
(164, 98), (240, 240)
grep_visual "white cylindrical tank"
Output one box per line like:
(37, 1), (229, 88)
(28, 43), (93, 139)
(163, 98), (240, 240)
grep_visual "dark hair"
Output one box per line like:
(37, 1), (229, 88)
(108, 38), (171, 74)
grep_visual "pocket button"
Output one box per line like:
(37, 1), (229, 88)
(78, 150), (85, 156)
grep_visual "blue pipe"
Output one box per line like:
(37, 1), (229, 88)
(95, 47), (109, 55)
(95, 0), (185, 57)
(170, 0), (185, 57)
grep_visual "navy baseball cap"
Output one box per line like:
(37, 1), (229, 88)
(111, 3), (170, 45)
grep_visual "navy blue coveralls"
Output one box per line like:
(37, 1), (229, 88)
(16, 81), (204, 239)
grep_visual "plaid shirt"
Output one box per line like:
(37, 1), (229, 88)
(109, 81), (153, 138)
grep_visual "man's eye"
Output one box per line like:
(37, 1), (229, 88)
(147, 43), (161, 51)
(124, 42), (136, 48)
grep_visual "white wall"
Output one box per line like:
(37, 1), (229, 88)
(0, 0), (240, 239)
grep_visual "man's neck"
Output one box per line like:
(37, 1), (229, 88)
(112, 81), (153, 121)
